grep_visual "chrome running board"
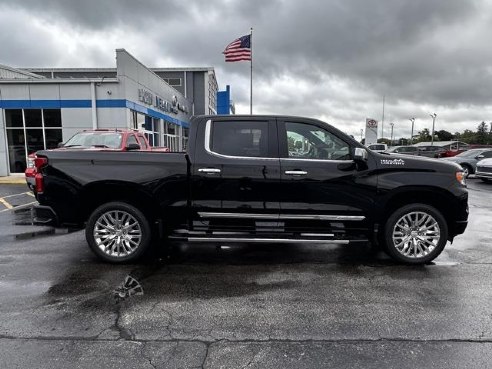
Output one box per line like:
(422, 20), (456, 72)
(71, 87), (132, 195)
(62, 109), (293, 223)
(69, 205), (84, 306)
(188, 237), (351, 244)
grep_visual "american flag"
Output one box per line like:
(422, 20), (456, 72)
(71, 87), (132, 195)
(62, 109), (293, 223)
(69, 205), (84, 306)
(223, 34), (251, 62)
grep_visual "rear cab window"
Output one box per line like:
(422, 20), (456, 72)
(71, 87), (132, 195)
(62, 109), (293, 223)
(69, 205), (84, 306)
(126, 134), (139, 148)
(137, 135), (148, 149)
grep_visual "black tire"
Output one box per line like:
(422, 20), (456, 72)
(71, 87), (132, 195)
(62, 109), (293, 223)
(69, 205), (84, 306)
(480, 178), (492, 183)
(383, 203), (448, 264)
(460, 164), (472, 178)
(85, 201), (152, 263)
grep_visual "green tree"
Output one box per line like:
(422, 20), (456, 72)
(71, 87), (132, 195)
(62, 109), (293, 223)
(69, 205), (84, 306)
(476, 121), (489, 144)
(397, 137), (409, 145)
(460, 129), (476, 144)
(415, 128), (431, 143)
(435, 130), (454, 141)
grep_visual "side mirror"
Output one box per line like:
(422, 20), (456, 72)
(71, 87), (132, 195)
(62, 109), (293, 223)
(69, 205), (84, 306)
(476, 155), (484, 159)
(126, 143), (141, 151)
(57, 142), (64, 148)
(354, 147), (368, 161)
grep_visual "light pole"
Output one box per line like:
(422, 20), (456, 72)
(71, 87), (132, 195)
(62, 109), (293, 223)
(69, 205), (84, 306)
(430, 113), (437, 146)
(390, 123), (394, 146)
(409, 118), (415, 144)
(360, 128), (364, 143)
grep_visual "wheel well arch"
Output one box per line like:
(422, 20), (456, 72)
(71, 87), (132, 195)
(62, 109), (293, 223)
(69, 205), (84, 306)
(79, 181), (159, 222)
(459, 162), (473, 172)
(380, 187), (456, 231)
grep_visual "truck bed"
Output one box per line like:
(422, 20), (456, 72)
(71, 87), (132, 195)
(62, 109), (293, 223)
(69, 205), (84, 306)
(35, 150), (189, 225)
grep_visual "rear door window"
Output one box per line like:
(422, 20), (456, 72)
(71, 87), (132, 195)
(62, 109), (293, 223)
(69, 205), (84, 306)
(210, 120), (269, 158)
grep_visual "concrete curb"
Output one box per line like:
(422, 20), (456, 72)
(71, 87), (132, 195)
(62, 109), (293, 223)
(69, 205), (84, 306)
(0, 176), (26, 185)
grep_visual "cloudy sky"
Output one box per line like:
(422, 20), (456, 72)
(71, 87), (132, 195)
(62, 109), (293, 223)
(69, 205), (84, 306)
(1, 0), (491, 139)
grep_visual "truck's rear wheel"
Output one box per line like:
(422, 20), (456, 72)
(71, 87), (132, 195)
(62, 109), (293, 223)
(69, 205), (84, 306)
(85, 202), (151, 263)
(383, 204), (448, 264)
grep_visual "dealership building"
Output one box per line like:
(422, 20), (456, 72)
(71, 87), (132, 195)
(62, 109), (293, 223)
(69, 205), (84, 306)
(0, 49), (225, 176)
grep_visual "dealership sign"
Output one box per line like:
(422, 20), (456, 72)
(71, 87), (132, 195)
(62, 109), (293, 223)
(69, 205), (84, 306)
(366, 119), (378, 128)
(138, 89), (188, 115)
(365, 118), (378, 145)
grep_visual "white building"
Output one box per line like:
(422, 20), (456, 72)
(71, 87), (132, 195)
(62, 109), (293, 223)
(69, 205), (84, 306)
(0, 49), (218, 176)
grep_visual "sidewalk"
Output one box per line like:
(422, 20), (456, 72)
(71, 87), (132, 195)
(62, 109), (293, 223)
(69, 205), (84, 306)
(0, 176), (25, 185)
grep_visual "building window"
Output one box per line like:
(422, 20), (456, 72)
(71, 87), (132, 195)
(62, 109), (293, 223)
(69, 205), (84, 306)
(182, 127), (189, 150)
(4, 108), (63, 173)
(163, 78), (182, 87)
(43, 109), (62, 127)
(163, 121), (180, 151)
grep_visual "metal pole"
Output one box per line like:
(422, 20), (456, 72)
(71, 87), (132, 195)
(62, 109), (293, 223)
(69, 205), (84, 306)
(250, 27), (253, 115)
(390, 123), (394, 146)
(430, 113), (437, 146)
(381, 95), (385, 140)
(360, 129), (363, 142)
(409, 118), (415, 145)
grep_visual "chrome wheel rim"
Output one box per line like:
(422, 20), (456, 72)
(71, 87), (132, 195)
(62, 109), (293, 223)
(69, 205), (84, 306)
(93, 210), (142, 258)
(462, 166), (469, 177)
(392, 211), (440, 258)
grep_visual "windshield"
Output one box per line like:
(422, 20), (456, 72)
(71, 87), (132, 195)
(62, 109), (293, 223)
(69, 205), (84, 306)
(368, 144), (385, 150)
(64, 132), (123, 149)
(455, 149), (486, 158)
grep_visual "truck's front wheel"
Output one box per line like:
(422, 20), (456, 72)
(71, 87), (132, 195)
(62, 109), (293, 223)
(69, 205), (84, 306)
(85, 202), (151, 263)
(383, 204), (448, 264)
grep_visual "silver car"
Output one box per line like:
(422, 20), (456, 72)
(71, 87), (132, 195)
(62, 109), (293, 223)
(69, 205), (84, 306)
(442, 148), (492, 177)
(385, 146), (419, 155)
(476, 158), (492, 183)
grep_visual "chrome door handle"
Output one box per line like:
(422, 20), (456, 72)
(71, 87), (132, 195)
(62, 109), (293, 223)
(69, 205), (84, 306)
(285, 170), (308, 176)
(198, 168), (221, 174)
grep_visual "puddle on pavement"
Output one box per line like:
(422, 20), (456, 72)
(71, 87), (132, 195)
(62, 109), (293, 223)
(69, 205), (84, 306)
(113, 275), (144, 302)
(428, 261), (460, 266)
(0, 206), (79, 241)
(12, 207), (39, 226)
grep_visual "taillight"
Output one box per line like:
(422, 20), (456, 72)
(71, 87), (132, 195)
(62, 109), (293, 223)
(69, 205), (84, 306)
(35, 173), (44, 193)
(34, 157), (48, 193)
(34, 157), (48, 170)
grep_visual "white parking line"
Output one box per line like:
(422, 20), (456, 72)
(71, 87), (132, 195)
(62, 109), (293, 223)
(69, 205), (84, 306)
(0, 201), (37, 213)
(0, 192), (37, 212)
(2, 191), (33, 199)
(0, 197), (14, 209)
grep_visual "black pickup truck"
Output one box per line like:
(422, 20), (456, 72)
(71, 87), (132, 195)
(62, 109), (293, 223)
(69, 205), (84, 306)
(33, 115), (468, 264)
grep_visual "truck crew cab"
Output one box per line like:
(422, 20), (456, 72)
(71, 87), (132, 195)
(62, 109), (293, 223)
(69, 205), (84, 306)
(32, 115), (468, 264)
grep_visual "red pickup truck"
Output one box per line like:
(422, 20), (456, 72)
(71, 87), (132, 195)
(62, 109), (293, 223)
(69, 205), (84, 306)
(26, 129), (169, 189)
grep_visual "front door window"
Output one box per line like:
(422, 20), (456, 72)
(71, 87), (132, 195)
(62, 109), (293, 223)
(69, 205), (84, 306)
(285, 122), (350, 160)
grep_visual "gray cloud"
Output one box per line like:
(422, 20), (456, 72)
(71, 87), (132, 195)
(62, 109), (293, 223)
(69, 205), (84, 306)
(0, 0), (491, 138)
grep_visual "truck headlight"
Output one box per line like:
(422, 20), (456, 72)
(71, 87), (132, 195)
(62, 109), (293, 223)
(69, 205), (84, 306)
(455, 171), (466, 186)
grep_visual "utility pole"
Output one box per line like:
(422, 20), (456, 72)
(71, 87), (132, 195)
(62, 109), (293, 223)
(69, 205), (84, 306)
(360, 128), (364, 143)
(409, 118), (415, 144)
(390, 123), (394, 146)
(381, 95), (385, 141)
(430, 113), (437, 146)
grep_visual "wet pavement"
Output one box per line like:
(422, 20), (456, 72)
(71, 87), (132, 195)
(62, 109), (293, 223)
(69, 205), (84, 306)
(0, 180), (491, 368)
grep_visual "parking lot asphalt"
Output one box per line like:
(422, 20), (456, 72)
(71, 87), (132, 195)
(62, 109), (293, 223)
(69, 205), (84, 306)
(0, 179), (491, 368)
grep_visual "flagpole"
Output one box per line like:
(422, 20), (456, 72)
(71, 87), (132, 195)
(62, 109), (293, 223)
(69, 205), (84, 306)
(250, 27), (253, 115)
